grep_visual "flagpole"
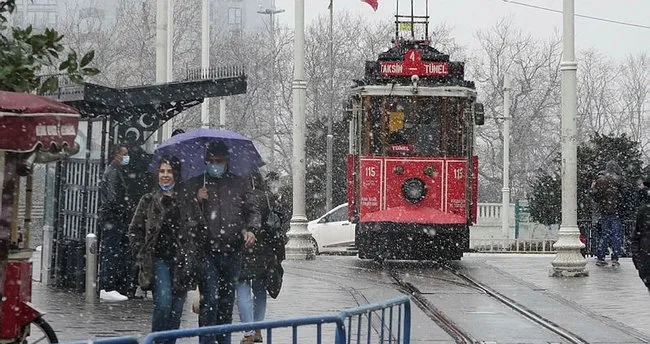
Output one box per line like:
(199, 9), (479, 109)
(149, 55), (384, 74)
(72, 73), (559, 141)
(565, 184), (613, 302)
(325, 0), (334, 213)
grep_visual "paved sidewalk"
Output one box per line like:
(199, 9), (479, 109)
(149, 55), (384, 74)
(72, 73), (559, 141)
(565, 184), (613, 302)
(464, 253), (650, 340)
(26, 251), (650, 342)
(29, 253), (363, 342)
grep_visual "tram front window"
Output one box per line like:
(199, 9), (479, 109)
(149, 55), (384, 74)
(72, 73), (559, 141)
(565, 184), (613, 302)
(361, 96), (466, 157)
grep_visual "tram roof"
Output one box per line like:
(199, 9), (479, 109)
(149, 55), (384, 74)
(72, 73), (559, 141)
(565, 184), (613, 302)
(351, 85), (477, 99)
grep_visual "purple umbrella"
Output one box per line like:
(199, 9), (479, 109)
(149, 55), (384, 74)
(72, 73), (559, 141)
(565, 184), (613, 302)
(150, 128), (264, 181)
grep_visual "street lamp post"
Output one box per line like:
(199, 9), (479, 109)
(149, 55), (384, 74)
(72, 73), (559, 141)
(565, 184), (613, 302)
(200, 0), (210, 129)
(154, 0), (169, 147)
(550, 0), (588, 277)
(501, 75), (511, 241)
(285, 0), (315, 260)
(258, 2), (284, 172)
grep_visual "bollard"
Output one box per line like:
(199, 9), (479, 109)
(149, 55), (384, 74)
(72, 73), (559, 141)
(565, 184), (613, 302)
(86, 233), (98, 303)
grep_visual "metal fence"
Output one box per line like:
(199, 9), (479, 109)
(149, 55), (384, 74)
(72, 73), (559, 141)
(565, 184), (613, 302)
(470, 219), (635, 257)
(53, 158), (102, 291)
(66, 295), (411, 344)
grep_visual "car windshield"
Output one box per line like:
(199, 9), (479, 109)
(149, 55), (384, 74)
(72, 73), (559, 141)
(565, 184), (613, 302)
(360, 96), (470, 157)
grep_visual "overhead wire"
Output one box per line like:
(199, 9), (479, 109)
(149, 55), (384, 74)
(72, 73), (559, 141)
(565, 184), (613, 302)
(501, 0), (650, 30)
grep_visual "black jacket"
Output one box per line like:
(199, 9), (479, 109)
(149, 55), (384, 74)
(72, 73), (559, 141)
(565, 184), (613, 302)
(98, 164), (130, 222)
(129, 190), (204, 291)
(182, 173), (261, 254)
(631, 195), (650, 271)
(239, 188), (286, 281)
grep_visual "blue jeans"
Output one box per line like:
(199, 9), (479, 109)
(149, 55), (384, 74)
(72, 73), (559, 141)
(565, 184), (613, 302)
(596, 214), (622, 260)
(152, 259), (187, 344)
(198, 252), (241, 344)
(236, 278), (268, 332)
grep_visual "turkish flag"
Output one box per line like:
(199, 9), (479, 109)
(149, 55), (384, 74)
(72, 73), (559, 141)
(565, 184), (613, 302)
(361, 0), (378, 11)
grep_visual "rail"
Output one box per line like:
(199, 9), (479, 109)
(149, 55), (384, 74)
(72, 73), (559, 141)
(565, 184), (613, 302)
(184, 65), (246, 81)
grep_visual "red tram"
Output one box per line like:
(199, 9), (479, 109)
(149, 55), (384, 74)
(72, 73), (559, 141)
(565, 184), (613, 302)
(346, 6), (484, 261)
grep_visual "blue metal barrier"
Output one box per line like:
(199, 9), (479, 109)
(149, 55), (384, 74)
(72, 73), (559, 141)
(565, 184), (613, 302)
(143, 314), (346, 344)
(65, 296), (411, 344)
(339, 295), (411, 344)
(65, 336), (140, 344)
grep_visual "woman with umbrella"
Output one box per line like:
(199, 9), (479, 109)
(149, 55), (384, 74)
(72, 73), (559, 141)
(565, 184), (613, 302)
(151, 129), (264, 344)
(129, 156), (203, 342)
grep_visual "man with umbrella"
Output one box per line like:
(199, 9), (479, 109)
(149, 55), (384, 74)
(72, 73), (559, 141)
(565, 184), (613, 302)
(182, 140), (260, 344)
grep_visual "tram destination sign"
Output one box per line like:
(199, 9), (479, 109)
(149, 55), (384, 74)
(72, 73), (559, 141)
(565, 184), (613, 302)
(379, 49), (449, 77)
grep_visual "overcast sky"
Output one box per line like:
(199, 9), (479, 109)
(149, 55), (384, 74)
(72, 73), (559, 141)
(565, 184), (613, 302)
(272, 0), (649, 61)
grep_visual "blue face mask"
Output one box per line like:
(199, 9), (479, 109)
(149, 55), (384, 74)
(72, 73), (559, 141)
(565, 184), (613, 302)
(159, 182), (175, 192)
(121, 155), (130, 166)
(207, 163), (226, 178)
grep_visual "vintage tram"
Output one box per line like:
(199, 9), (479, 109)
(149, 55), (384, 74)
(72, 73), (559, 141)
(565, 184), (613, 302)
(346, 8), (484, 261)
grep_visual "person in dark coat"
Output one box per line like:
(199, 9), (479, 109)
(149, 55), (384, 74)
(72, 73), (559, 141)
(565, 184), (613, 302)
(98, 144), (134, 299)
(236, 172), (286, 344)
(181, 141), (260, 344)
(129, 156), (203, 342)
(592, 160), (624, 266)
(632, 177), (650, 291)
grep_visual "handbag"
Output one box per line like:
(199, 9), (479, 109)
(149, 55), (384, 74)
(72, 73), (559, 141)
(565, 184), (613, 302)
(267, 262), (284, 299)
(264, 191), (282, 230)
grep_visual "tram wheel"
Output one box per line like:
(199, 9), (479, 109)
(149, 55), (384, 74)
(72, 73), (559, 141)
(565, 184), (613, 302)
(21, 317), (58, 344)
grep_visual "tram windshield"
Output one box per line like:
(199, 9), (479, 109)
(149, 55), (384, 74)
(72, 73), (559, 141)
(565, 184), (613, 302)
(360, 96), (469, 157)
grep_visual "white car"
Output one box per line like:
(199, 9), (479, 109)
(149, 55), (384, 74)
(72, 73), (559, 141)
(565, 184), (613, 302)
(307, 203), (356, 254)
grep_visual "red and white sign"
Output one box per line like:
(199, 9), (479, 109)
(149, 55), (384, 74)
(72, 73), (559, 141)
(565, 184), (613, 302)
(379, 49), (449, 77)
(389, 144), (413, 153)
(445, 160), (467, 218)
(359, 159), (382, 214)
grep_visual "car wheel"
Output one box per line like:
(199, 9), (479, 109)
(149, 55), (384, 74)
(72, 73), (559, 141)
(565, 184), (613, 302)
(310, 238), (320, 255)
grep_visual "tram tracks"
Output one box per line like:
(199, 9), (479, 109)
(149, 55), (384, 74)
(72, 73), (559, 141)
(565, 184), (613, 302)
(391, 272), (476, 344)
(388, 266), (590, 344)
(284, 258), (644, 344)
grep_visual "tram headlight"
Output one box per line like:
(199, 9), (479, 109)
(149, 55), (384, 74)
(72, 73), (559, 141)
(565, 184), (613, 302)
(402, 178), (426, 203)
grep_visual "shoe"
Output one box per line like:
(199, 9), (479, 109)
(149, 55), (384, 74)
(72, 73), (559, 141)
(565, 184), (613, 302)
(611, 259), (620, 267)
(100, 289), (128, 301)
(240, 336), (255, 344)
(254, 330), (263, 343)
(595, 259), (607, 266)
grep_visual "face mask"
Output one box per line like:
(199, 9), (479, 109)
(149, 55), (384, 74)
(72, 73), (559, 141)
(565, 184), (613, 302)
(121, 155), (130, 166)
(159, 182), (175, 193)
(207, 163), (226, 178)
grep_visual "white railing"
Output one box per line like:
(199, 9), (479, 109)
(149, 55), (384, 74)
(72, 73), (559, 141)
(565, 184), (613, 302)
(477, 203), (516, 223)
(469, 238), (557, 253)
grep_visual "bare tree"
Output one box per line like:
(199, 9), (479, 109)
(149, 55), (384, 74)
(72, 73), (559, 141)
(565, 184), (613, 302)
(576, 49), (620, 136)
(617, 53), (649, 153)
(470, 18), (562, 202)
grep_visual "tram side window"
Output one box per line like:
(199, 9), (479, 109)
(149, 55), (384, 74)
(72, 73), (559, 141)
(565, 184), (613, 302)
(439, 98), (465, 157)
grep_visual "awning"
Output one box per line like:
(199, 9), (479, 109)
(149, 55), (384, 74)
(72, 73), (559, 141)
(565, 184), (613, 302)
(0, 91), (80, 158)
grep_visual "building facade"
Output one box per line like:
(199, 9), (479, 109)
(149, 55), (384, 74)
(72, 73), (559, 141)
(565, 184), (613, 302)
(212, 0), (274, 34)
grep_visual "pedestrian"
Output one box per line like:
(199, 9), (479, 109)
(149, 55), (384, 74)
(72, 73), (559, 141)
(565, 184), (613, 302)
(632, 176), (650, 292)
(182, 140), (260, 344)
(129, 155), (202, 342)
(98, 144), (134, 300)
(592, 160), (624, 267)
(171, 129), (185, 137)
(236, 172), (286, 344)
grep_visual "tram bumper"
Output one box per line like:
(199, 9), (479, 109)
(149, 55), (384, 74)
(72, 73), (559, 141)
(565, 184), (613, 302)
(356, 222), (469, 261)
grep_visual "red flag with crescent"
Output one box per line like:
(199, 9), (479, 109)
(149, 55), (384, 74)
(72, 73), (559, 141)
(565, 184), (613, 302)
(361, 0), (378, 11)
